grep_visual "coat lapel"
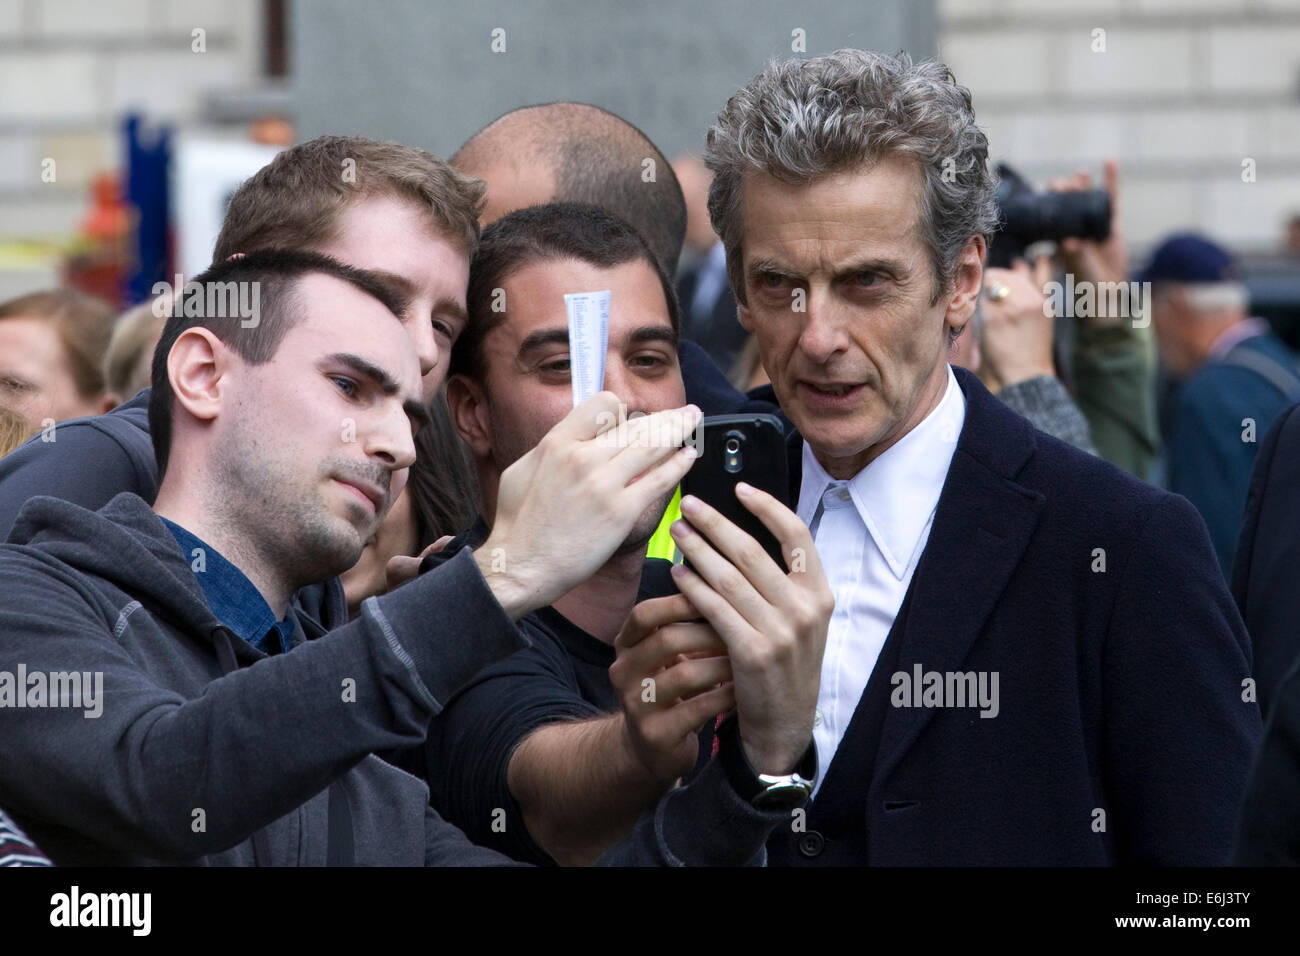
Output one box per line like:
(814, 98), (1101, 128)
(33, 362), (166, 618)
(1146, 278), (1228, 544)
(871, 369), (1045, 785)
(784, 367), (1047, 790)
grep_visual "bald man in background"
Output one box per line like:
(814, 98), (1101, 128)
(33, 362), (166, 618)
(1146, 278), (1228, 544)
(452, 103), (683, 277)
(450, 102), (769, 419)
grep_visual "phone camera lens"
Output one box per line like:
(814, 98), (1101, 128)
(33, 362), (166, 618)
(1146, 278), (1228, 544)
(724, 437), (741, 455)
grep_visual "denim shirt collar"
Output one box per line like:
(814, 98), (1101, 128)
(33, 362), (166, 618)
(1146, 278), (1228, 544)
(159, 517), (297, 655)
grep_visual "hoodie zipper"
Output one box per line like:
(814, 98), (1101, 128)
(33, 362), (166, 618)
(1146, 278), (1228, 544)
(210, 624), (354, 866)
(211, 625), (275, 867)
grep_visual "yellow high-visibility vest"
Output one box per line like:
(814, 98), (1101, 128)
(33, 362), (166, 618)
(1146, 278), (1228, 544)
(646, 486), (682, 562)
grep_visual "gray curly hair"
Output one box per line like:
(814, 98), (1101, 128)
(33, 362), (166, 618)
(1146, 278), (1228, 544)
(704, 49), (998, 307)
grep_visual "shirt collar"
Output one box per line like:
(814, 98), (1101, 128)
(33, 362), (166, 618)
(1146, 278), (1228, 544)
(159, 517), (297, 655)
(1208, 317), (1269, 361)
(796, 364), (966, 580)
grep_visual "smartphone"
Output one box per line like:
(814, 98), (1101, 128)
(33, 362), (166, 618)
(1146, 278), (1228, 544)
(681, 413), (790, 571)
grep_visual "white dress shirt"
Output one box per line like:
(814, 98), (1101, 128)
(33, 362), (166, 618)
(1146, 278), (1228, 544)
(797, 365), (966, 797)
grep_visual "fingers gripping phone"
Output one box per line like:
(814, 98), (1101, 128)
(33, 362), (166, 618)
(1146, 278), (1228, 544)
(681, 414), (790, 572)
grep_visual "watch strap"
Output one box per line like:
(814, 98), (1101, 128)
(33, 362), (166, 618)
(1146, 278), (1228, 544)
(715, 713), (817, 808)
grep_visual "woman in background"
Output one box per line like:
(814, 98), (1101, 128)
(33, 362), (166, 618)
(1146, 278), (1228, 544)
(0, 289), (117, 431)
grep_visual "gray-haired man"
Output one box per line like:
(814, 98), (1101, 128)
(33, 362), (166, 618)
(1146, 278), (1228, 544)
(702, 49), (1258, 865)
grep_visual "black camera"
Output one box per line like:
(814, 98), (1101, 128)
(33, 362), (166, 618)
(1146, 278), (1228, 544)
(989, 164), (1111, 268)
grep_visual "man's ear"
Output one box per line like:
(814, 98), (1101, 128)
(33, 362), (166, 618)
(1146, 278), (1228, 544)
(943, 235), (987, 337)
(166, 327), (229, 424)
(445, 372), (493, 459)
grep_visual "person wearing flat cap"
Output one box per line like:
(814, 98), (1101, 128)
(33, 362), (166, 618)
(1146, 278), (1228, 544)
(1142, 233), (1300, 577)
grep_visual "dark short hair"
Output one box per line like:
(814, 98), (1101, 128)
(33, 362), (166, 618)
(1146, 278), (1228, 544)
(148, 249), (409, 478)
(450, 203), (680, 384)
(453, 103), (686, 274)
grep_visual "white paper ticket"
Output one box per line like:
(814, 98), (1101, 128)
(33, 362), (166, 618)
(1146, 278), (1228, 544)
(565, 289), (611, 407)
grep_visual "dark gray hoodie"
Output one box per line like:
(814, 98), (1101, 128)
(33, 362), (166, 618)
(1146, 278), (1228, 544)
(0, 493), (787, 865)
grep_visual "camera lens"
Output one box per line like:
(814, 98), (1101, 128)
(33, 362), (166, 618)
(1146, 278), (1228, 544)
(724, 437), (741, 454)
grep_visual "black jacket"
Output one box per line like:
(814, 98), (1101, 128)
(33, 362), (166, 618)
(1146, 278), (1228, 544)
(1231, 399), (1300, 718)
(1231, 400), (1300, 864)
(764, 366), (1260, 865)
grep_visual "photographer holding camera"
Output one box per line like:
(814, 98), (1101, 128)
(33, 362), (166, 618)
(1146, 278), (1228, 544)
(956, 253), (1096, 454)
(962, 158), (1159, 479)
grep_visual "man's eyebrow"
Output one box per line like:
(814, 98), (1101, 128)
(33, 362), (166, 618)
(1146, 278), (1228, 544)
(833, 257), (910, 279)
(628, 325), (678, 347)
(0, 372), (35, 389)
(517, 323), (677, 356)
(327, 352), (398, 392)
(361, 275), (466, 330)
(517, 328), (571, 356)
(324, 352), (430, 430)
(432, 296), (468, 326)
(364, 270), (418, 315)
(747, 256), (911, 279)
(748, 257), (789, 275)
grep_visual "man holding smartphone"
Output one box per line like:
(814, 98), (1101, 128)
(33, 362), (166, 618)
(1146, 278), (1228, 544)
(0, 248), (814, 867)
(700, 49), (1258, 865)
(424, 202), (832, 864)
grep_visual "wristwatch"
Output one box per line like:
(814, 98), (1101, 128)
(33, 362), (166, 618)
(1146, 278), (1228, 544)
(716, 714), (817, 812)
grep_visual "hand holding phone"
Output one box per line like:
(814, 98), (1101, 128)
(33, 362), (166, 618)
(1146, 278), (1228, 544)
(669, 438), (833, 778)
